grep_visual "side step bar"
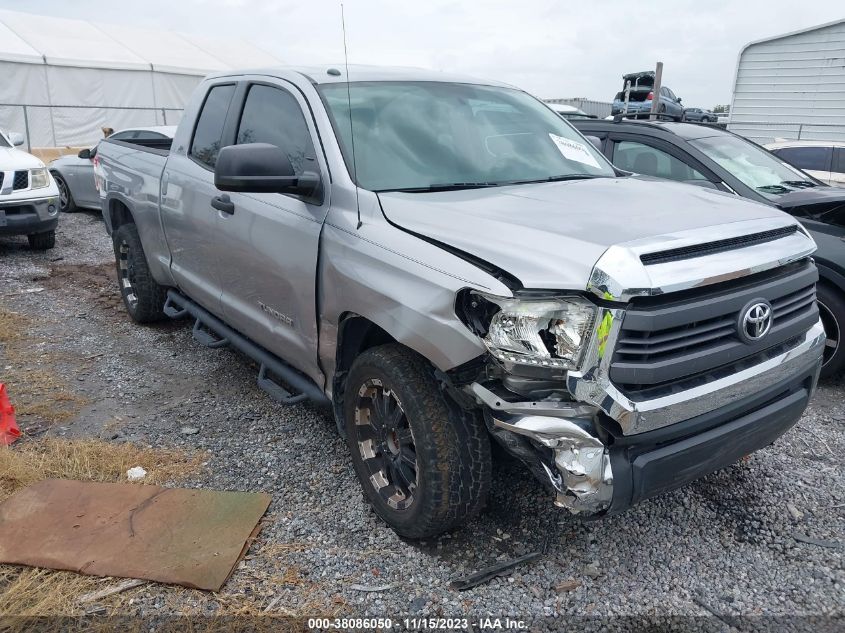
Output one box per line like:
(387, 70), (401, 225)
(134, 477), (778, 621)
(163, 290), (329, 406)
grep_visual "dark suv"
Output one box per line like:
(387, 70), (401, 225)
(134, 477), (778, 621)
(573, 118), (845, 377)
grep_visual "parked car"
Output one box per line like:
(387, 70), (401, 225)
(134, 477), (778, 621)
(682, 108), (717, 123)
(546, 103), (596, 120)
(97, 66), (823, 538)
(766, 140), (845, 187)
(611, 71), (683, 121)
(0, 129), (60, 250)
(573, 118), (845, 377)
(50, 126), (175, 213)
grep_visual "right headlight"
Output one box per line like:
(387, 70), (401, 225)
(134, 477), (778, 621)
(29, 168), (50, 189)
(468, 292), (597, 370)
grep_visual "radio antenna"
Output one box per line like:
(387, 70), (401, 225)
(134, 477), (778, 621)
(341, 3), (362, 229)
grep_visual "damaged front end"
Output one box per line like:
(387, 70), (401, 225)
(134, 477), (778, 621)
(454, 289), (614, 516)
(471, 383), (613, 514)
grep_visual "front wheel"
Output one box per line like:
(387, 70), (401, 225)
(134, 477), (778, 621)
(344, 344), (491, 539)
(817, 283), (844, 378)
(112, 223), (167, 323)
(52, 173), (77, 213)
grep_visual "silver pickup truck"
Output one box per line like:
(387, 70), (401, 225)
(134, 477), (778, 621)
(98, 66), (825, 538)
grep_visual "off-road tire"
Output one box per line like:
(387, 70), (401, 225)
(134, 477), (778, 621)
(112, 223), (167, 323)
(344, 344), (491, 539)
(817, 282), (845, 378)
(28, 230), (55, 250)
(52, 173), (77, 212)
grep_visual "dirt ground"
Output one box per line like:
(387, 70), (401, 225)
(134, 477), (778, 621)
(0, 210), (842, 630)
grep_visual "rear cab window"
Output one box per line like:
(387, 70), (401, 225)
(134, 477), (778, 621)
(190, 84), (236, 169)
(777, 146), (833, 172)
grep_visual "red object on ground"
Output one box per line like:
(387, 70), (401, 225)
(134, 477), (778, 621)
(0, 383), (21, 446)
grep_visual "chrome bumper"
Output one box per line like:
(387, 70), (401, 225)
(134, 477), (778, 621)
(567, 316), (826, 436)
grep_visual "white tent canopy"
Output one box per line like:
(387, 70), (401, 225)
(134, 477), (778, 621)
(0, 9), (284, 147)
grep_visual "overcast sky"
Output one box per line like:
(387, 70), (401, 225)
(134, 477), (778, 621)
(1, 0), (842, 107)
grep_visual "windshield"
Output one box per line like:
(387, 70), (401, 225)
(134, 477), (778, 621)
(0, 133), (9, 148)
(690, 134), (819, 197)
(318, 81), (615, 192)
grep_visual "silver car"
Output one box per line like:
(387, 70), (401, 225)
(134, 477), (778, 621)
(50, 126), (175, 212)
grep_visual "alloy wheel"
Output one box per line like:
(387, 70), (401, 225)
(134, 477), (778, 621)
(56, 176), (69, 209)
(353, 378), (418, 511)
(118, 239), (139, 310)
(818, 300), (840, 368)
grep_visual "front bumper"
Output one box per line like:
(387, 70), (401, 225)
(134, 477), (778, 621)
(0, 195), (60, 236)
(471, 320), (824, 514)
(604, 351), (820, 513)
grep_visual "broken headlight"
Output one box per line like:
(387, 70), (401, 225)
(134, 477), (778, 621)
(467, 293), (597, 370)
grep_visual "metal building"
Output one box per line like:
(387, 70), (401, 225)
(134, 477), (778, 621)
(544, 98), (612, 119)
(728, 18), (845, 144)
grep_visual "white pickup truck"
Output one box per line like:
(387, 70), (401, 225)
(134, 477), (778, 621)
(0, 129), (59, 250)
(97, 66), (825, 538)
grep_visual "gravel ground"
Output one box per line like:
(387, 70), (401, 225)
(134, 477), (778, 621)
(0, 211), (843, 629)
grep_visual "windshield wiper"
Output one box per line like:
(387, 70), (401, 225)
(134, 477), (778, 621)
(379, 182), (502, 193)
(378, 174), (602, 193)
(511, 174), (602, 185)
(780, 180), (818, 188)
(756, 184), (793, 194)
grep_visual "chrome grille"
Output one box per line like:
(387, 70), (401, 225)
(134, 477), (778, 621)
(611, 260), (819, 392)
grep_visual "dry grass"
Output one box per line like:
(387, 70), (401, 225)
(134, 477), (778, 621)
(0, 437), (205, 622)
(0, 437), (205, 502)
(0, 304), (88, 424)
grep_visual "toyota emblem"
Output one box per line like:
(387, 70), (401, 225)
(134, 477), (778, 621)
(739, 301), (773, 342)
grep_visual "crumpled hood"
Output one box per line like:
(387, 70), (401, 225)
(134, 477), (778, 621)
(0, 146), (43, 171)
(378, 177), (794, 290)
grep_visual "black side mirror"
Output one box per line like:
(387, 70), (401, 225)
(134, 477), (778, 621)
(78, 148), (91, 159)
(215, 143), (320, 198)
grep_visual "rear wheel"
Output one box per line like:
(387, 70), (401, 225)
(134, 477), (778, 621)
(28, 230), (55, 250)
(112, 223), (167, 323)
(817, 283), (844, 378)
(52, 173), (77, 213)
(344, 344), (491, 538)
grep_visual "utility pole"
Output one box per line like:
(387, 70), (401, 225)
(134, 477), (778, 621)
(649, 61), (663, 120)
(623, 80), (631, 115)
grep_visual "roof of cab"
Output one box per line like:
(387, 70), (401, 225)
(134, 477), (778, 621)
(207, 64), (515, 88)
(572, 118), (730, 141)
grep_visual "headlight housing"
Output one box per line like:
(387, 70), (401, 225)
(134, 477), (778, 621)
(29, 168), (50, 189)
(466, 292), (597, 370)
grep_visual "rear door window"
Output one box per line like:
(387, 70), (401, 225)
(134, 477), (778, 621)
(834, 148), (845, 174)
(235, 84), (317, 176)
(777, 146), (832, 172)
(190, 83), (236, 169)
(612, 140), (707, 181)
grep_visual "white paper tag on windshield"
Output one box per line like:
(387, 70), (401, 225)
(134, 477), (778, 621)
(549, 134), (601, 169)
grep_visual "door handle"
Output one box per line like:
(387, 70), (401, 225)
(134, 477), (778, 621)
(211, 194), (234, 215)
